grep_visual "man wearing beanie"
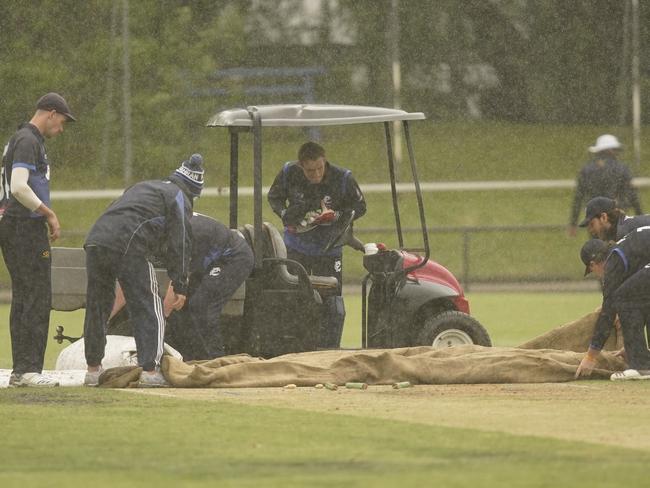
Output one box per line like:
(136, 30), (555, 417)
(82, 154), (204, 387)
(0, 92), (75, 387)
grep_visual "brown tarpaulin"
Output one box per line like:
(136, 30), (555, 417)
(98, 310), (628, 388)
(518, 309), (623, 352)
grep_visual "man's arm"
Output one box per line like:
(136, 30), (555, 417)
(267, 169), (288, 219)
(164, 189), (192, 297)
(10, 140), (60, 241)
(268, 166), (314, 226)
(590, 253), (627, 351)
(345, 175), (367, 220)
(569, 169), (587, 229)
(575, 253), (626, 378)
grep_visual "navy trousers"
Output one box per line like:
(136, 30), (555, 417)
(0, 217), (51, 375)
(166, 240), (253, 360)
(83, 246), (165, 371)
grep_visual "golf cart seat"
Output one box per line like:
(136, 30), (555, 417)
(50, 246), (246, 317)
(238, 222), (338, 290)
(51, 247), (87, 311)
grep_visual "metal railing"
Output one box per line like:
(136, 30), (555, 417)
(58, 223), (588, 291)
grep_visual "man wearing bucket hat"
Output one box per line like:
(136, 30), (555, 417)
(0, 92), (76, 387)
(82, 154), (204, 387)
(568, 135), (642, 237)
(578, 196), (650, 242)
(576, 231), (650, 381)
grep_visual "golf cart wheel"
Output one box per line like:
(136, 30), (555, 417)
(417, 310), (492, 348)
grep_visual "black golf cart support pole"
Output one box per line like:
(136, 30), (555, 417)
(361, 273), (370, 348)
(402, 120), (430, 271)
(249, 107), (264, 269)
(229, 129), (239, 229)
(384, 122), (404, 248)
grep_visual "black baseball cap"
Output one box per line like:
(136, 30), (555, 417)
(36, 92), (76, 122)
(578, 197), (616, 227)
(580, 239), (610, 276)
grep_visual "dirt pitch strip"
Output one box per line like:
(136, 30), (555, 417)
(127, 382), (650, 451)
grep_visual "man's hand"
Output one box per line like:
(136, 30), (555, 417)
(313, 209), (336, 224)
(614, 347), (627, 363)
(36, 204), (60, 241)
(163, 283), (186, 317)
(37, 204), (60, 242)
(575, 348), (600, 379)
(109, 282), (127, 320)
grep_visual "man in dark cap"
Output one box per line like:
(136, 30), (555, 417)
(576, 232), (650, 380)
(578, 196), (650, 242)
(568, 134), (642, 237)
(0, 92), (75, 387)
(83, 154), (204, 387)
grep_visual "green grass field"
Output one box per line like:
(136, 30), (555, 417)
(2, 386), (649, 488)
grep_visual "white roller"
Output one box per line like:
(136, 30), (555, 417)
(55, 335), (182, 370)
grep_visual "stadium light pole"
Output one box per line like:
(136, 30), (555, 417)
(100, 1), (119, 182)
(389, 0), (403, 174)
(122, 0), (133, 185)
(631, 0), (641, 170)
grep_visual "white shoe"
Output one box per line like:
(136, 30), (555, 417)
(9, 372), (60, 388)
(84, 367), (105, 387)
(610, 369), (650, 381)
(137, 369), (169, 388)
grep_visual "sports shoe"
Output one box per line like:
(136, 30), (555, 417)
(610, 369), (650, 381)
(84, 367), (105, 387)
(9, 372), (60, 388)
(137, 369), (170, 388)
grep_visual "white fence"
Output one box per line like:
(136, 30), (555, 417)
(51, 177), (650, 200)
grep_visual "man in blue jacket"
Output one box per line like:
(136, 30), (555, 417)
(83, 154), (203, 387)
(268, 141), (366, 348)
(576, 230), (650, 380)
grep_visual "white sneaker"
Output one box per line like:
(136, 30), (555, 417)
(9, 372), (60, 388)
(610, 369), (650, 381)
(137, 369), (169, 388)
(84, 367), (105, 387)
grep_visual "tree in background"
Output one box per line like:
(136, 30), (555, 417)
(0, 0), (648, 185)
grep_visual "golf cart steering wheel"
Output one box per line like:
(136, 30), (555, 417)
(322, 210), (364, 253)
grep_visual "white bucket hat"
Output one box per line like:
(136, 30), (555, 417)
(589, 134), (622, 153)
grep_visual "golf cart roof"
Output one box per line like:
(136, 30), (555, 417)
(207, 104), (426, 127)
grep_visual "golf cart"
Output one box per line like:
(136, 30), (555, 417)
(50, 104), (491, 358)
